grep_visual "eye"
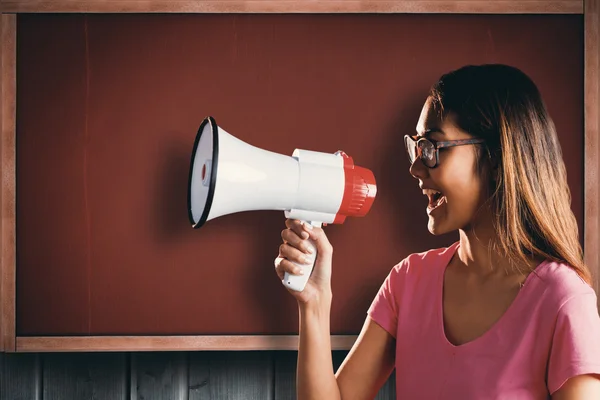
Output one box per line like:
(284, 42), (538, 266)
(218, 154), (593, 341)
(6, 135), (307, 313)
(421, 142), (435, 159)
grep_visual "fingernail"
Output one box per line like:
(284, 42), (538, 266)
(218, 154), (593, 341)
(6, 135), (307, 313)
(305, 246), (314, 254)
(294, 267), (304, 275)
(301, 232), (309, 239)
(303, 257), (312, 265)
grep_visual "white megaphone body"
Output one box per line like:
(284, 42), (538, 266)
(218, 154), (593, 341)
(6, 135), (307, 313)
(188, 116), (377, 292)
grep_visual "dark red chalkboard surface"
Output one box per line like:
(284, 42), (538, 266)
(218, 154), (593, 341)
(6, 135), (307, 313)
(16, 13), (583, 336)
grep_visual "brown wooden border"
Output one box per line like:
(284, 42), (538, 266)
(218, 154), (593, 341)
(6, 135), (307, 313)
(0, 1), (586, 14)
(0, 1), (598, 352)
(585, 0), (600, 306)
(16, 335), (358, 352)
(0, 13), (16, 353)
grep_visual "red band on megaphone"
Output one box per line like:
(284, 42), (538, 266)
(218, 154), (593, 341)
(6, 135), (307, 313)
(333, 152), (377, 224)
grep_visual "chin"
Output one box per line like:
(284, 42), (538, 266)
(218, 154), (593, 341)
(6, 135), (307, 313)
(428, 220), (448, 235)
(427, 217), (458, 236)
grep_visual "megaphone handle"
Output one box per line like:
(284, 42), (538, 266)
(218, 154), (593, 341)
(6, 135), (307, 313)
(283, 220), (322, 292)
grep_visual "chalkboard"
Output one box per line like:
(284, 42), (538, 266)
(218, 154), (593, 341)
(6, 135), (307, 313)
(14, 13), (584, 339)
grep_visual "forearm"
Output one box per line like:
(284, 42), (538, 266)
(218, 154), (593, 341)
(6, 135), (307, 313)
(297, 292), (341, 400)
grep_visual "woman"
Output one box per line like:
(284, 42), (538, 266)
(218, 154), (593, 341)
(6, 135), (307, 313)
(274, 64), (600, 399)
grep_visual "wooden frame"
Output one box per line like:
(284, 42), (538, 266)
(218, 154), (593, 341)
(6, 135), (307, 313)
(0, 0), (598, 353)
(15, 335), (359, 352)
(0, 1), (587, 14)
(1, 12), (16, 353)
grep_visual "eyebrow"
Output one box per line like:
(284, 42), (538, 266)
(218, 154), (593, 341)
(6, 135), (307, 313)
(416, 128), (445, 138)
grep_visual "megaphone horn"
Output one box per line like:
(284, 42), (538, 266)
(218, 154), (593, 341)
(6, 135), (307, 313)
(187, 116), (377, 292)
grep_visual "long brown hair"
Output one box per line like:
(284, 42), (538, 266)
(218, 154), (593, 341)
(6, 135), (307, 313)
(429, 64), (591, 285)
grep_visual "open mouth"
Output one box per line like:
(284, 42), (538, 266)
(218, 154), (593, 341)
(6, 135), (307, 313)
(424, 189), (447, 213)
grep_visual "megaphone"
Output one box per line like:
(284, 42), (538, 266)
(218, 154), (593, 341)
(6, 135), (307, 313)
(187, 116), (377, 292)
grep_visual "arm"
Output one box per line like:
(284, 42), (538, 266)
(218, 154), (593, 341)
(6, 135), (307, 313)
(335, 317), (396, 400)
(276, 219), (395, 400)
(297, 291), (339, 400)
(552, 374), (600, 400)
(298, 300), (395, 400)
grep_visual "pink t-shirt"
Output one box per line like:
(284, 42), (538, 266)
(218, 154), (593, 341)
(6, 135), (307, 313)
(367, 241), (600, 399)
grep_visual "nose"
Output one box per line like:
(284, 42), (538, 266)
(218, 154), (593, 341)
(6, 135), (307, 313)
(409, 158), (428, 180)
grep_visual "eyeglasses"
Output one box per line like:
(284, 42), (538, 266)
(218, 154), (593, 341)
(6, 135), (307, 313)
(404, 134), (486, 168)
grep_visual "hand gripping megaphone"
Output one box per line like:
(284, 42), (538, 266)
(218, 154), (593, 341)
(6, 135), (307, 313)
(187, 116), (377, 292)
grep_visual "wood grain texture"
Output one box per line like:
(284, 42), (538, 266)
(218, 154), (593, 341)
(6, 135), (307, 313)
(273, 351), (297, 400)
(0, 13), (16, 353)
(584, 0), (600, 305)
(189, 351), (273, 400)
(0, 352), (41, 400)
(130, 352), (187, 400)
(16, 335), (358, 351)
(43, 353), (128, 400)
(0, 0), (584, 14)
(3, 351), (393, 399)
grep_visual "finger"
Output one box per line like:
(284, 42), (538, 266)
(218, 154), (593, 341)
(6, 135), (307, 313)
(285, 219), (310, 240)
(279, 243), (313, 266)
(304, 225), (333, 255)
(280, 226), (305, 245)
(275, 257), (305, 278)
(282, 229), (315, 255)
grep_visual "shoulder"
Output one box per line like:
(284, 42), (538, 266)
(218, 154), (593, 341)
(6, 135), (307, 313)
(388, 241), (459, 281)
(370, 242), (458, 311)
(539, 264), (600, 394)
(529, 259), (597, 310)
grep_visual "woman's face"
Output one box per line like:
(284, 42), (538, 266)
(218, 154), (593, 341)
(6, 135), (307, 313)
(410, 97), (492, 236)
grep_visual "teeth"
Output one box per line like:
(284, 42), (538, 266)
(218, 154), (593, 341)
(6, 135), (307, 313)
(426, 192), (446, 210)
(424, 189), (442, 202)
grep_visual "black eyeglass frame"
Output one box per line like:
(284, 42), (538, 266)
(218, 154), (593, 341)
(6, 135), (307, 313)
(404, 134), (487, 168)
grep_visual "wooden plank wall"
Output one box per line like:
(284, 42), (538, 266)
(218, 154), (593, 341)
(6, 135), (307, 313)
(1, 351), (396, 399)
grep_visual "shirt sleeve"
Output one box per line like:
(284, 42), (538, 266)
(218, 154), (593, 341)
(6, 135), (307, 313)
(366, 261), (404, 339)
(547, 291), (600, 394)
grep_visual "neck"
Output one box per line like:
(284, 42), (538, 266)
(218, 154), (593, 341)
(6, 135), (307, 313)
(456, 223), (543, 281)
(455, 207), (514, 277)
(453, 202), (544, 283)
(457, 228), (504, 276)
